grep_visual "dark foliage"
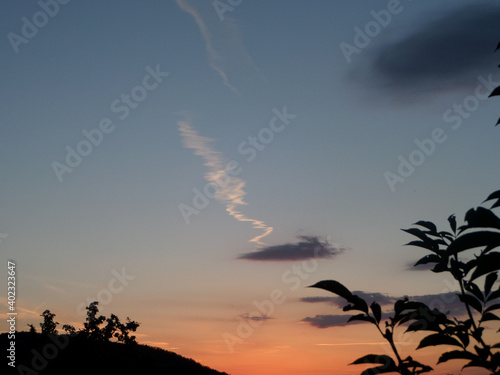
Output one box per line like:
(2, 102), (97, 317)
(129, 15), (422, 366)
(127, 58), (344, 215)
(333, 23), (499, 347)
(309, 190), (500, 374)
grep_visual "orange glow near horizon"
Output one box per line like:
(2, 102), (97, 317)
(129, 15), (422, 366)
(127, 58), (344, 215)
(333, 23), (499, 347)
(135, 318), (476, 375)
(0, 297), (490, 375)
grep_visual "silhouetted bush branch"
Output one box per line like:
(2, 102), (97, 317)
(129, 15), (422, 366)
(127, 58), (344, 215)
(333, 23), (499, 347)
(307, 42), (500, 375)
(28, 301), (140, 345)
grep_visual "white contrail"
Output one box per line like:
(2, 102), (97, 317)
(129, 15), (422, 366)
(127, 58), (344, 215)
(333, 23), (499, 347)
(178, 119), (272, 247)
(175, 0), (239, 95)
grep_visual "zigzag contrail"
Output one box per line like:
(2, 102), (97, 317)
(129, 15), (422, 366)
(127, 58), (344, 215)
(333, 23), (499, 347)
(178, 119), (273, 247)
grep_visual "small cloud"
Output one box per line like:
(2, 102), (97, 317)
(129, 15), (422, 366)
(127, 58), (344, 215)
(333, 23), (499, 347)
(238, 236), (345, 261)
(239, 313), (273, 322)
(302, 314), (357, 328)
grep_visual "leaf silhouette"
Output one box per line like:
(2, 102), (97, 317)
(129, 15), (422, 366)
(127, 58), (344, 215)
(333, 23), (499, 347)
(446, 232), (500, 255)
(417, 333), (463, 349)
(402, 357), (433, 374)
(483, 303), (500, 314)
(448, 214), (457, 234)
(351, 354), (397, 367)
(464, 281), (484, 302)
(489, 86), (500, 97)
(480, 312), (500, 322)
(402, 228), (430, 242)
(414, 220), (438, 234)
(487, 287), (500, 302)
(483, 190), (500, 209)
(405, 240), (440, 253)
(437, 350), (479, 364)
(470, 252), (500, 281)
(484, 272), (498, 296)
(308, 280), (353, 301)
(458, 293), (483, 313)
(342, 296), (369, 314)
(464, 207), (500, 229)
(414, 254), (441, 266)
(370, 302), (382, 324)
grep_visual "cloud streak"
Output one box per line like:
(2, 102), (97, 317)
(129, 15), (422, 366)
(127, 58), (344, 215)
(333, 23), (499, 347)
(175, 0), (239, 94)
(178, 118), (273, 247)
(238, 236), (345, 261)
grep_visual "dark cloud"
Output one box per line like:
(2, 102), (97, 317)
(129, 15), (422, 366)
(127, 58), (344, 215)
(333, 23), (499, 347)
(358, 4), (500, 95)
(301, 291), (395, 308)
(238, 236), (346, 261)
(302, 292), (466, 328)
(302, 314), (357, 328)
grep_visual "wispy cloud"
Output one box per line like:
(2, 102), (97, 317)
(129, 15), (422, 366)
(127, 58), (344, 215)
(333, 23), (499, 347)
(239, 313), (273, 322)
(175, 0), (239, 94)
(238, 235), (345, 261)
(178, 118), (273, 247)
(0, 300), (46, 319)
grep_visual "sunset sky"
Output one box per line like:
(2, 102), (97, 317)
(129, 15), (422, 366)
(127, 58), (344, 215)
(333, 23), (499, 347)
(1, 0), (500, 374)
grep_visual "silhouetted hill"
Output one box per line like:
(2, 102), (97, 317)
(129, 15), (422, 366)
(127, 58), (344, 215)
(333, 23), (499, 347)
(3, 332), (229, 375)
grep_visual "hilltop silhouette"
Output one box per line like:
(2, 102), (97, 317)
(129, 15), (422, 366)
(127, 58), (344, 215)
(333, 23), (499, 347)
(3, 331), (229, 375)
(4, 302), (229, 375)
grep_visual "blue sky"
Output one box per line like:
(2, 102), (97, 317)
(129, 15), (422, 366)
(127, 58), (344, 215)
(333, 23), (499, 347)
(1, 1), (500, 374)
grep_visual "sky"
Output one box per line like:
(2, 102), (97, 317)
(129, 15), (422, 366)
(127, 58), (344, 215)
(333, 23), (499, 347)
(1, 0), (499, 374)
